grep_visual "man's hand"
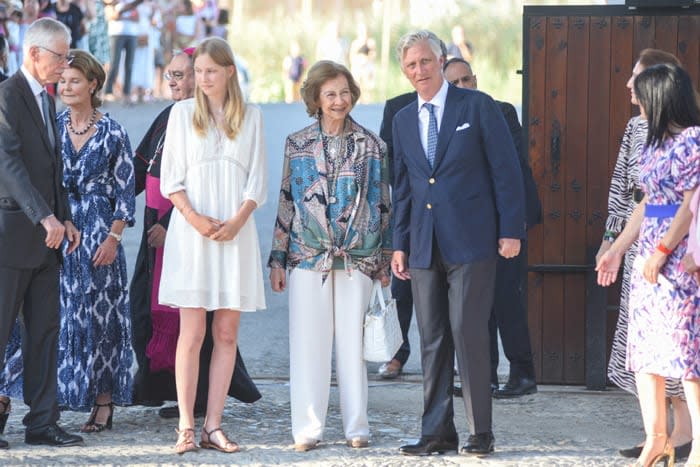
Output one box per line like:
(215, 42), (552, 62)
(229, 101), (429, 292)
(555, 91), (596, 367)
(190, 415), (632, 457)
(147, 224), (166, 248)
(40, 215), (65, 249)
(64, 221), (81, 254)
(391, 251), (411, 280)
(498, 238), (521, 259)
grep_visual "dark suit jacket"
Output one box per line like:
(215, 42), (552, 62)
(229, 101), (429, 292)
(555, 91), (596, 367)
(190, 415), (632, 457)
(392, 84), (526, 268)
(0, 71), (70, 268)
(379, 91), (416, 184)
(496, 100), (542, 229)
(382, 93), (541, 229)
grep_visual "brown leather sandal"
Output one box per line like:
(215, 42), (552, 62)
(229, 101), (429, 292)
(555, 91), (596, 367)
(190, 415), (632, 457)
(201, 426), (239, 453)
(175, 428), (198, 455)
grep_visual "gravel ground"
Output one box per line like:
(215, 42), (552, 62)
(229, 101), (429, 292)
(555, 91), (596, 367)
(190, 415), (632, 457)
(0, 380), (642, 466)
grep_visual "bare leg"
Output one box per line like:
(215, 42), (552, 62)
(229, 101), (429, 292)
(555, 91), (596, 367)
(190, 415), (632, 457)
(176, 308), (206, 431)
(636, 372), (670, 465)
(203, 309), (241, 431)
(682, 379), (700, 463)
(669, 395), (692, 448)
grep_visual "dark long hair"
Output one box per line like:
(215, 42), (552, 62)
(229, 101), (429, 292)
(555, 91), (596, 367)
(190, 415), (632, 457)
(634, 63), (700, 148)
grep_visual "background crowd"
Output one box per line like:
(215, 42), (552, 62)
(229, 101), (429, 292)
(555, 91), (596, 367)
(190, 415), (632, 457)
(0, 0), (231, 104)
(0, 0), (481, 105)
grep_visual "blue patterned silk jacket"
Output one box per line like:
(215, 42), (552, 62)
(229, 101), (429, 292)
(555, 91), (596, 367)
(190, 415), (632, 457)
(268, 117), (391, 281)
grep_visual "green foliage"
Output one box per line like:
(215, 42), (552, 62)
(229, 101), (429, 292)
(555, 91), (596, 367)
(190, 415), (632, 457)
(228, 2), (523, 105)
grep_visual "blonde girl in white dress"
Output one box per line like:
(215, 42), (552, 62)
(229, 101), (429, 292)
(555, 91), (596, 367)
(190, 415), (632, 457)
(159, 37), (267, 455)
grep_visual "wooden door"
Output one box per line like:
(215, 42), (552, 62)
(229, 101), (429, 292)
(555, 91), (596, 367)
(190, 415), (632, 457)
(523, 4), (700, 385)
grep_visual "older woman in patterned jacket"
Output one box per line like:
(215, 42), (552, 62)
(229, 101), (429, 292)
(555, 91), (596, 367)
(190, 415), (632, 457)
(268, 60), (391, 452)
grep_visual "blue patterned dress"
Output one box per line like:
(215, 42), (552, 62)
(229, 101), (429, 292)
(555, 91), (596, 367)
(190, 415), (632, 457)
(0, 112), (137, 411)
(627, 126), (700, 380)
(58, 111), (137, 410)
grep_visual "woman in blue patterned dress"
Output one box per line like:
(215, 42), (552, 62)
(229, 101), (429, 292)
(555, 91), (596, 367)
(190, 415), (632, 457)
(57, 49), (136, 431)
(597, 63), (700, 467)
(0, 50), (136, 433)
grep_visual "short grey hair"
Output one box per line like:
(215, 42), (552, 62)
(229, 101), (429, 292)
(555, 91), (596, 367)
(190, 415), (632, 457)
(396, 30), (443, 68)
(23, 18), (71, 56)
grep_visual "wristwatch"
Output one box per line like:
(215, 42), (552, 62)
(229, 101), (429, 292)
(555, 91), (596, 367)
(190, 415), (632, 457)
(108, 231), (122, 242)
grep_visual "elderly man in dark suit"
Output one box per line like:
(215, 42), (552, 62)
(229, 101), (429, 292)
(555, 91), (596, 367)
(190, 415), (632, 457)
(392, 30), (525, 457)
(443, 57), (542, 399)
(0, 18), (83, 449)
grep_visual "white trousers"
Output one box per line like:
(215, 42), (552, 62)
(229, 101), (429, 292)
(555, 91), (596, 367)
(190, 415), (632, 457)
(288, 268), (372, 443)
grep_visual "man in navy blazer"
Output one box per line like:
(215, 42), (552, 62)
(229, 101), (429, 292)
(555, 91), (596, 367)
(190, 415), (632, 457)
(392, 30), (525, 457)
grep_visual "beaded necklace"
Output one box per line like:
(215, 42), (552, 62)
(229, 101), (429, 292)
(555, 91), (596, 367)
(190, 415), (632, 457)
(321, 119), (349, 205)
(68, 108), (98, 136)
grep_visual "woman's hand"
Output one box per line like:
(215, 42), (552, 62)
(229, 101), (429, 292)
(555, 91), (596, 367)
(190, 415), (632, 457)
(147, 224), (166, 248)
(376, 269), (390, 287)
(596, 248), (623, 286)
(93, 235), (118, 266)
(209, 216), (243, 242)
(643, 250), (668, 284)
(596, 240), (613, 265)
(682, 253), (700, 274)
(270, 267), (286, 292)
(187, 212), (222, 238)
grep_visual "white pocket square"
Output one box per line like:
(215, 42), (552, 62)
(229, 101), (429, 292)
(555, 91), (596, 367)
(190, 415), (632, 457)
(456, 123), (471, 131)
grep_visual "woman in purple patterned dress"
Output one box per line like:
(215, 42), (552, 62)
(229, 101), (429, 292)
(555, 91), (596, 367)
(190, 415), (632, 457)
(597, 63), (700, 467)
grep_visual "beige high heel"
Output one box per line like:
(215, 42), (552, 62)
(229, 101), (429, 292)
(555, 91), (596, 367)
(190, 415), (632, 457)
(628, 433), (674, 467)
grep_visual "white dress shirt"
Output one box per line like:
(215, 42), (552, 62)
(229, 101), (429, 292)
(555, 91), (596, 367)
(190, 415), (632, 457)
(20, 65), (47, 121)
(416, 79), (449, 156)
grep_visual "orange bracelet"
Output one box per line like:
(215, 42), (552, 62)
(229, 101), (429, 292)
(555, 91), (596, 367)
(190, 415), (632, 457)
(656, 242), (673, 255)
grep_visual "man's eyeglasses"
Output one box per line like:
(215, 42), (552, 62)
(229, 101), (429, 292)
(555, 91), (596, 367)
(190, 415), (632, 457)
(163, 71), (187, 81)
(38, 46), (74, 65)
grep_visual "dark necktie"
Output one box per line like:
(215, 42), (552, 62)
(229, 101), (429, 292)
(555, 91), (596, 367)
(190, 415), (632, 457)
(423, 102), (437, 168)
(40, 90), (55, 149)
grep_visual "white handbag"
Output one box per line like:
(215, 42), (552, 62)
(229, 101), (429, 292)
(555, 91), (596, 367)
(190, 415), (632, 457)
(363, 280), (403, 362)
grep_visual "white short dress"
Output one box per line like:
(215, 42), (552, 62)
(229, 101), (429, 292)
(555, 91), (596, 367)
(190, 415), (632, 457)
(158, 99), (267, 311)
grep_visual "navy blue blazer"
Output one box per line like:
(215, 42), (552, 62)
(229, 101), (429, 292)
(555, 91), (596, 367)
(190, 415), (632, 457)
(392, 84), (526, 268)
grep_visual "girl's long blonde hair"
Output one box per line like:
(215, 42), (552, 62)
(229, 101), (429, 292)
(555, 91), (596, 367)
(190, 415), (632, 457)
(192, 37), (246, 140)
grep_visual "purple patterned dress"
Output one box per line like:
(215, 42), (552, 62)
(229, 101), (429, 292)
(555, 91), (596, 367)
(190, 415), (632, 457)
(627, 126), (700, 380)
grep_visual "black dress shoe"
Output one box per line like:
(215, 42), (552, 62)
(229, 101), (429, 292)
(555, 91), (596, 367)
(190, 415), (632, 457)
(25, 424), (84, 447)
(461, 431), (495, 455)
(0, 436), (8, 449)
(399, 437), (458, 456)
(493, 377), (537, 398)
(454, 383), (497, 398)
